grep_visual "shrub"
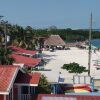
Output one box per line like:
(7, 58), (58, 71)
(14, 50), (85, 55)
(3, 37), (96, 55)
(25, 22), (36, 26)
(38, 74), (51, 93)
(62, 62), (88, 74)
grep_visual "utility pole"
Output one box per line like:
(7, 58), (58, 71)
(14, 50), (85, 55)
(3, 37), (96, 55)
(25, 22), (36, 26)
(88, 13), (92, 76)
(0, 16), (4, 46)
(4, 21), (8, 50)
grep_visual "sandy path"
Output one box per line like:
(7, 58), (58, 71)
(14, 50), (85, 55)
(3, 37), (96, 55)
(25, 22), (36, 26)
(36, 47), (100, 84)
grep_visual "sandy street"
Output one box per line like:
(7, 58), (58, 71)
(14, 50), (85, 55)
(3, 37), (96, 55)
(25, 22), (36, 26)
(37, 47), (100, 84)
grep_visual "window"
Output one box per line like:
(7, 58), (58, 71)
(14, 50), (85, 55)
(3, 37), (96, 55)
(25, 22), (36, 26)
(21, 86), (28, 94)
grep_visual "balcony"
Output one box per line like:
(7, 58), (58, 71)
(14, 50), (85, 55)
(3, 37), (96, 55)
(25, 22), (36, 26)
(18, 94), (34, 100)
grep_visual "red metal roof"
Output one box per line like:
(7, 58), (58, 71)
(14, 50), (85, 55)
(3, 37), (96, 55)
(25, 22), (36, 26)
(15, 71), (41, 85)
(8, 46), (37, 55)
(0, 65), (19, 93)
(11, 54), (41, 68)
(37, 94), (100, 100)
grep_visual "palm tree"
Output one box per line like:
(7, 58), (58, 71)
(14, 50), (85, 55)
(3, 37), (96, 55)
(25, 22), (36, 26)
(10, 25), (27, 48)
(0, 34), (4, 46)
(7, 24), (38, 50)
(24, 26), (36, 50)
(0, 47), (14, 65)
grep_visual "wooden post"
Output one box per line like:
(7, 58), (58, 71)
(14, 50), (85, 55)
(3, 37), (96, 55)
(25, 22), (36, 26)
(34, 87), (35, 94)
(28, 86), (30, 94)
(4, 95), (6, 100)
(18, 86), (21, 100)
(12, 86), (13, 100)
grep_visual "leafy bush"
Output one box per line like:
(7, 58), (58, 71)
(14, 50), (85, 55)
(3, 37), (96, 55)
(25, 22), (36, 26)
(38, 74), (51, 93)
(0, 48), (15, 65)
(62, 62), (88, 74)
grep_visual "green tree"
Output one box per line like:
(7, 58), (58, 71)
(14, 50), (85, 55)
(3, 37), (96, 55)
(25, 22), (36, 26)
(0, 48), (14, 65)
(62, 62), (88, 74)
(1, 20), (100, 48)
(38, 74), (51, 94)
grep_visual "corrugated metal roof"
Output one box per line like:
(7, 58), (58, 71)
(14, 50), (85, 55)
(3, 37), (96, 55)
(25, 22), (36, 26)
(8, 46), (37, 55)
(10, 54), (41, 68)
(0, 66), (19, 93)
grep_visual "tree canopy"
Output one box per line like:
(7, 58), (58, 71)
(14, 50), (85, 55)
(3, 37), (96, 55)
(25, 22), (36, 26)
(0, 47), (14, 65)
(38, 74), (51, 94)
(62, 62), (88, 74)
(0, 21), (100, 49)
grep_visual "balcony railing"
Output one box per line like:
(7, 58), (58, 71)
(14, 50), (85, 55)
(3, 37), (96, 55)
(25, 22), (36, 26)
(18, 94), (32, 100)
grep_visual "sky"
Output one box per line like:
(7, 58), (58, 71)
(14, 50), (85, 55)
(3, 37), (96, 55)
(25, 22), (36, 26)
(0, 0), (99, 29)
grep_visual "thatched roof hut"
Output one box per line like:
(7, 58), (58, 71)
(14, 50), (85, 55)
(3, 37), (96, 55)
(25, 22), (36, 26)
(44, 35), (65, 47)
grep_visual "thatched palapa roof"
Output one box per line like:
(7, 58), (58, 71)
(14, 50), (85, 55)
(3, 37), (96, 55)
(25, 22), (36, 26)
(44, 35), (65, 46)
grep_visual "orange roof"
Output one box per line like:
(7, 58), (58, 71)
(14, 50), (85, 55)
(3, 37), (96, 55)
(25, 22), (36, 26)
(11, 54), (41, 68)
(0, 65), (19, 94)
(8, 46), (37, 55)
(15, 71), (41, 86)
